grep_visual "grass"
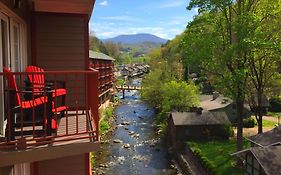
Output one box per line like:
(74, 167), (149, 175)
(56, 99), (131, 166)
(187, 139), (250, 175)
(267, 111), (281, 118)
(262, 120), (278, 127)
(90, 152), (96, 168)
(249, 116), (278, 128)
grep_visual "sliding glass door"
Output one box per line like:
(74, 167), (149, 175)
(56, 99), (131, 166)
(11, 21), (22, 72)
(0, 12), (10, 136)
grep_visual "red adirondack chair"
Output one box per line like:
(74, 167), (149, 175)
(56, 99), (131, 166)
(25, 66), (67, 97)
(25, 66), (67, 117)
(3, 68), (63, 141)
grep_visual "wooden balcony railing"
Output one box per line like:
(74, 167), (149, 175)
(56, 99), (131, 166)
(0, 70), (99, 150)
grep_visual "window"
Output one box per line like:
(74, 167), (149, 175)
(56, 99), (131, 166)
(0, 10), (27, 136)
(1, 14), (10, 68)
(10, 163), (30, 175)
(0, 12), (10, 136)
(10, 19), (26, 72)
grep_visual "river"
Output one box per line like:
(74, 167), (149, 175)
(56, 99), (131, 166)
(93, 79), (179, 175)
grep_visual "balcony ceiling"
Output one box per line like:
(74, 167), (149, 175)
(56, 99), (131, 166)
(33, 0), (96, 17)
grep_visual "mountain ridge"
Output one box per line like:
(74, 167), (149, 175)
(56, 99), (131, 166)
(102, 33), (168, 44)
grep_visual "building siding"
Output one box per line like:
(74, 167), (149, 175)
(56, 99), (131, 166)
(33, 13), (88, 107)
(33, 13), (86, 70)
(37, 154), (87, 175)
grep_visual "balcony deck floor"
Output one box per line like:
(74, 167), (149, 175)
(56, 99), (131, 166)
(1, 110), (98, 150)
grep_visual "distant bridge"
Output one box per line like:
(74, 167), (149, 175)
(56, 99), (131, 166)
(116, 85), (143, 99)
(116, 85), (143, 91)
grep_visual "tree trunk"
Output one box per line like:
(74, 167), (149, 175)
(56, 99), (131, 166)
(236, 98), (244, 166)
(258, 115), (263, 134)
(257, 91), (263, 134)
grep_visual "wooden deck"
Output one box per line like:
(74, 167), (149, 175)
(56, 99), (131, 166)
(0, 110), (102, 167)
(1, 110), (98, 150)
(53, 110), (97, 146)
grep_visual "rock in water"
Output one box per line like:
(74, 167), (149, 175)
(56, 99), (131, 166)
(128, 131), (135, 135)
(121, 121), (130, 125)
(123, 144), (130, 148)
(113, 139), (123, 143)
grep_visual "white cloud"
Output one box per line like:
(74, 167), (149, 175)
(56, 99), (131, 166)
(99, 0), (108, 6)
(90, 22), (182, 39)
(100, 15), (142, 22)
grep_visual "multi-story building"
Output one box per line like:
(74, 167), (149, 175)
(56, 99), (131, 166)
(0, 1), (99, 175)
(89, 51), (115, 107)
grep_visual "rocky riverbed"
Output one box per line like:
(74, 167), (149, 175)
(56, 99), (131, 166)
(93, 80), (181, 175)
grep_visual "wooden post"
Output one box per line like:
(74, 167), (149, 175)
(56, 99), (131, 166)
(122, 89), (125, 99)
(9, 90), (16, 141)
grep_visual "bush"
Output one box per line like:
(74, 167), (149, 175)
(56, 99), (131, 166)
(99, 106), (113, 134)
(105, 106), (114, 118)
(243, 118), (256, 128)
(219, 125), (234, 139)
(116, 78), (125, 86)
(100, 120), (110, 134)
(269, 98), (281, 112)
(191, 147), (217, 174)
(90, 152), (96, 168)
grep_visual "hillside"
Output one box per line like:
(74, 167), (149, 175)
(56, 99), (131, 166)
(120, 42), (163, 57)
(102, 33), (168, 44)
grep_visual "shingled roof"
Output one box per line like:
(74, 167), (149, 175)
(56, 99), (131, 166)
(250, 146), (281, 175)
(200, 95), (232, 111)
(170, 111), (230, 126)
(89, 50), (115, 61)
(248, 125), (281, 147)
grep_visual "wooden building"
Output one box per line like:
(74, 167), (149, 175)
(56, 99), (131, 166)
(200, 94), (252, 123)
(168, 111), (231, 150)
(0, 1), (99, 175)
(233, 126), (281, 175)
(89, 51), (115, 106)
(244, 146), (281, 175)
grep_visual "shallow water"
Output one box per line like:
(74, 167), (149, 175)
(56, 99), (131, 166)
(93, 79), (178, 175)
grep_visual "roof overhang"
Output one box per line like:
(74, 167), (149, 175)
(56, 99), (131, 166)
(33, 0), (96, 18)
(0, 141), (102, 167)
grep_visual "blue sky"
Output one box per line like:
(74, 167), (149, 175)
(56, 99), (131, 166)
(89, 0), (198, 40)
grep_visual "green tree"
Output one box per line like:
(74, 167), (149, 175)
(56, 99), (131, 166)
(103, 41), (121, 62)
(161, 81), (199, 112)
(141, 69), (166, 110)
(89, 34), (108, 54)
(246, 1), (281, 133)
(184, 0), (281, 159)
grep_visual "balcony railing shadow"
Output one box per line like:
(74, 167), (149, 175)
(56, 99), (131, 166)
(0, 69), (99, 150)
